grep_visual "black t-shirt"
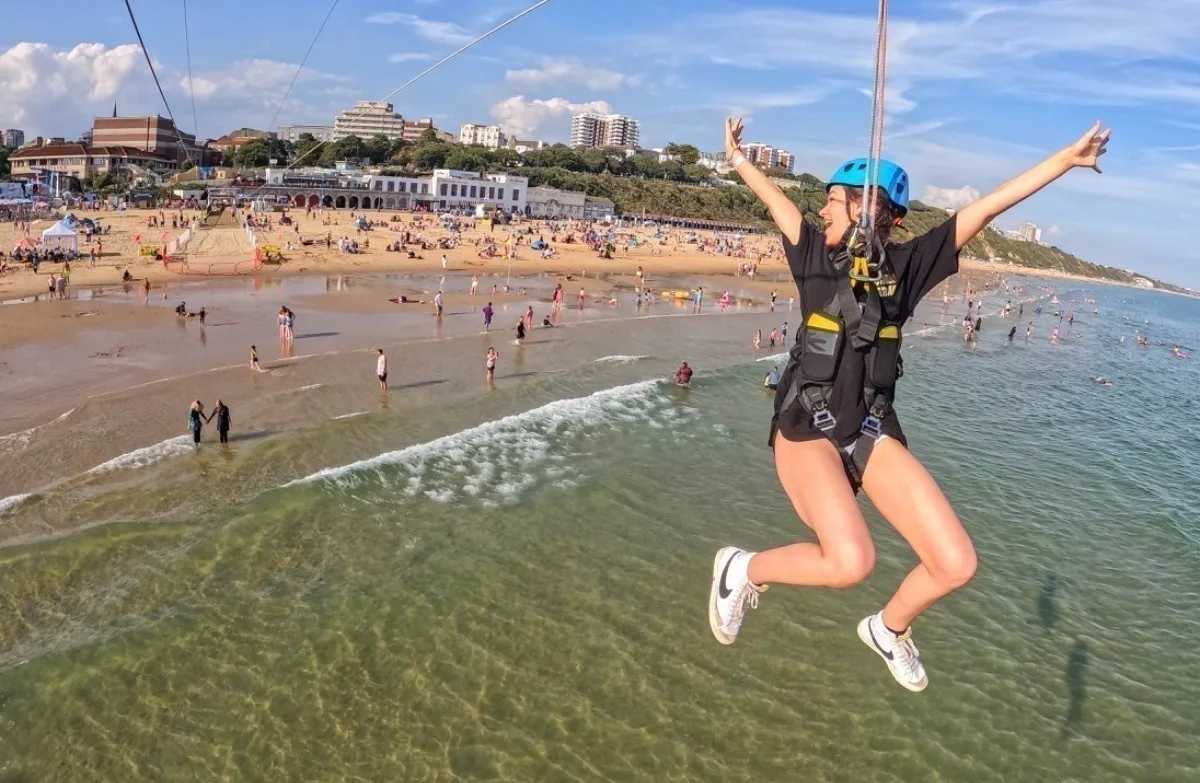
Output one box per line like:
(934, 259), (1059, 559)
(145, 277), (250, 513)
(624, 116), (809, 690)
(772, 216), (960, 448)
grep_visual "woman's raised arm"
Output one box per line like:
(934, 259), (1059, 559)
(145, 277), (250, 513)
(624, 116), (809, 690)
(726, 118), (804, 245)
(954, 122), (1110, 250)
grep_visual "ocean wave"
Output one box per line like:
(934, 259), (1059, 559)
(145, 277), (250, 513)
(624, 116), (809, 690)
(285, 380), (686, 504)
(86, 436), (194, 475)
(593, 355), (650, 364)
(299, 384), (323, 391)
(333, 411), (369, 420)
(0, 493), (32, 517)
(756, 352), (788, 363)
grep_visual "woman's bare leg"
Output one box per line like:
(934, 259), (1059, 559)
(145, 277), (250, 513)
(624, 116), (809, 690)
(860, 437), (977, 631)
(747, 435), (876, 589)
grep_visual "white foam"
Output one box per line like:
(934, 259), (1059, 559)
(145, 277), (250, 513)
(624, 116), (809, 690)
(87, 436), (194, 475)
(0, 493), (32, 516)
(593, 355), (650, 364)
(334, 411), (369, 420)
(756, 351), (788, 363)
(299, 384), (323, 391)
(284, 380), (687, 505)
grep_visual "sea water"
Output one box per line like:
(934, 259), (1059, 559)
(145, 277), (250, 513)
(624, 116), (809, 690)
(0, 283), (1197, 781)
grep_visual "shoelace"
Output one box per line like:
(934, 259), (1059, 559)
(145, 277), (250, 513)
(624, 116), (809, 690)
(891, 629), (923, 678)
(722, 582), (761, 633)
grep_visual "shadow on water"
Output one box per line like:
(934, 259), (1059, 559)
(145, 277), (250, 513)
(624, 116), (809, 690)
(1061, 640), (1091, 739)
(294, 332), (339, 339)
(1037, 573), (1060, 629)
(392, 379), (448, 391)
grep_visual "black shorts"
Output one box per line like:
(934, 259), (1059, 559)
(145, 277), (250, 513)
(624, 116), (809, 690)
(378, 373), (387, 382)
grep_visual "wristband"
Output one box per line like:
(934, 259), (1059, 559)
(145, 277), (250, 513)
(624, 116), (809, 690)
(731, 153), (749, 169)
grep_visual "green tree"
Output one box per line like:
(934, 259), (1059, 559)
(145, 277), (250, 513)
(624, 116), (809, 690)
(444, 149), (487, 172)
(295, 132), (322, 165)
(765, 165), (795, 180)
(414, 141), (452, 170)
(664, 142), (701, 165)
(0, 147), (10, 180)
(91, 172), (113, 192)
(488, 147), (521, 169)
(226, 138), (272, 168)
(419, 128), (439, 144)
(366, 133), (392, 164)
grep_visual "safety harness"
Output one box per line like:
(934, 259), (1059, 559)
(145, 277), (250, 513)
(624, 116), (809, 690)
(777, 232), (904, 490)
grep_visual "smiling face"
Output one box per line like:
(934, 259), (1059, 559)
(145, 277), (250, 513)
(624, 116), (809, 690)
(818, 186), (861, 248)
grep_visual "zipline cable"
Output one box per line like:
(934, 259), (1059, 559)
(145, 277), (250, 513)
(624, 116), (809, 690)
(251, 0), (554, 193)
(266, 0), (341, 135)
(861, 0), (889, 252)
(183, 0), (200, 142)
(123, 0), (195, 169)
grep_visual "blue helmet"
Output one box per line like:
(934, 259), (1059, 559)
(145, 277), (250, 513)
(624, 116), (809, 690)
(827, 157), (910, 212)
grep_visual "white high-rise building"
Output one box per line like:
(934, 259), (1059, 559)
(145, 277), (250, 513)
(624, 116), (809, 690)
(333, 101), (406, 141)
(570, 113), (640, 149)
(1020, 222), (1041, 243)
(459, 123), (506, 150)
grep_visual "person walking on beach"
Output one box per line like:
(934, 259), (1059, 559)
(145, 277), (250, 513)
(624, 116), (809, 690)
(770, 328), (778, 348)
(486, 347), (498, 383)
(199, 307), (206, 326)
(708, 115), (1111, 693)
(376, 349), (388, 390)
(515, 318), (526, 344)
(249, 345), (261, 372)
(434, 291), (444, 318)
(208, 399), (232, 444)
(470, 275), (479, 295)
(482, 302), (494, 332)
(524, 305), (534, 330)
(188, 401), (206, 445)
(753, 329), (761, 351)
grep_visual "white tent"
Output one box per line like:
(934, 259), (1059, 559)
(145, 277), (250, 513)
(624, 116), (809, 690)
(41, 221), (78, 253)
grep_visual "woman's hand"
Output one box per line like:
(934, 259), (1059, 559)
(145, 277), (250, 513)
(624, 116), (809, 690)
(725, 117), (745, 160)
(1062, 122), (1111, 173)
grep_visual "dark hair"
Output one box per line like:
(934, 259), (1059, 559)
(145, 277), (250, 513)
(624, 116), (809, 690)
(841, 187), (903, 244)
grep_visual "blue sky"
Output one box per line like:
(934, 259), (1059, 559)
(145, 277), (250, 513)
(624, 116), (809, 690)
(3, 0), (1200, 286)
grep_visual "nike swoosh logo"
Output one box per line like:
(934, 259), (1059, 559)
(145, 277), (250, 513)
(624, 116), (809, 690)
(718, 553), (737, 600)
(868, 623), (895, 661)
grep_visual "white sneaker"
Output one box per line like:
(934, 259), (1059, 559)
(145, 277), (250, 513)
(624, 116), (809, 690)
(856, 612), (928, 692)
(708, 547), (763, 645)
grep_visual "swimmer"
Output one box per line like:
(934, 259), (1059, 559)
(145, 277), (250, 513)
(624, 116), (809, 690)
(486, 347), (498, 382)
(674, 361), (693, 386)
(1007, 326), (1016, 344)
(1091, 376), (1113, 387)
(764, 365), (781, 391)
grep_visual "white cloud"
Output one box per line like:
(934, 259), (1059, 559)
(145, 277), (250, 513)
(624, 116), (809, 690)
(0, 42), (143, 135)
(920, 184), (981, 210)
(506, 58), (641, 91)
(177, 59), (355, 134)
(490, 95), (612, 140)
(388, 52), (433, 63)
(365, 12), (471, 45)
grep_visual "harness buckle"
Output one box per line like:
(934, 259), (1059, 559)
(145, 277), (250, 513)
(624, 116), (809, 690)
(860, 415), (883, 440)
(811, 405), (837, 433)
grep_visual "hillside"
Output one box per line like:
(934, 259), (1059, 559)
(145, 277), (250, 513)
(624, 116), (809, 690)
(518, 167), (1188, 293)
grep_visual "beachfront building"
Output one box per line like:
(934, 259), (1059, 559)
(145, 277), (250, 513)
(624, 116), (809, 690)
(430, 169), (527, 213)
(583, 196), (616, 221)
(258, 167), (396, 210)
(570, 113), (639, 149)
(368, 174), (431, 209)
(698, 151), (731, 174)
(742, 142), (795, 173)
(333, 102), (407, 141)
(506, 138), (546, 154)
(525, 186), (586, 218)
(9, 142), (177, 182)
(278, 125), (336, 143)
(4, 129), (25, 148)
(1020, 222), (1042, 243)
(401, 118), (456, 143)
(459, 123), (506, 149)
(92, 114), (204, 164)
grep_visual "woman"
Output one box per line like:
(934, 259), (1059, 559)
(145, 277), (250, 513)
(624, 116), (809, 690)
(515, 318), (526, 345)
(187, 401), (206, 445)
(709, 116), (1110, 692)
